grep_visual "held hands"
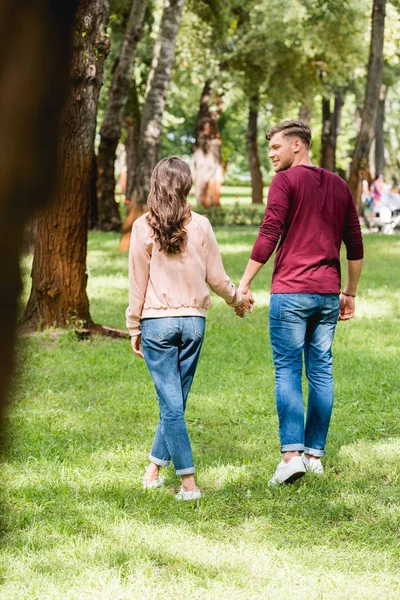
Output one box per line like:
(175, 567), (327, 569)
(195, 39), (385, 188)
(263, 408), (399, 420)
(338, 294), (355, 321)
(131, 334), (144, 358)
(234, 288), (255, 318)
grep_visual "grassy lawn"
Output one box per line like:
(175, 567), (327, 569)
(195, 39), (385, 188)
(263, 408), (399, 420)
(1, 227), (400, 598)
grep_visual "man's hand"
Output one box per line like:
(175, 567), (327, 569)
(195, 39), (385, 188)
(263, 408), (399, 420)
(131, 334), (144, 358)
(338, 294), (355, 321)
(234, 290), (255, 318)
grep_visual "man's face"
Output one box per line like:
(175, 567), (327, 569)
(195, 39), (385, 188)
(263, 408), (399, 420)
(268, 131), (296, 172)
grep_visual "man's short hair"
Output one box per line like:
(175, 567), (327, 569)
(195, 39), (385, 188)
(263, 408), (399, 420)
(266, 120), (312, 148)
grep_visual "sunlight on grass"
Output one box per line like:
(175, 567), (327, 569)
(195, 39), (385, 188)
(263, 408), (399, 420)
(9, 230), (400, 599)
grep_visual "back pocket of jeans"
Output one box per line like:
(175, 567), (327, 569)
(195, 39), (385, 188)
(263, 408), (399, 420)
(279, 294), (314, 322)
(191, 316), (206, 339)
(141, 318), (173, 340)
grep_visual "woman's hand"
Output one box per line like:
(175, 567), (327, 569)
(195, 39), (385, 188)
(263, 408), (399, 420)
(234, 291), (255, 318)
(131, 334), (144, 358)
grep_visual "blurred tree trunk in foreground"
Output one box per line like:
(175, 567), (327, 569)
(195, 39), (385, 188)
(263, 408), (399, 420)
(119, 0), (184, 252)
(193, 79), (223, 208)
(0, 0), (79, 441)
(22, 0), (111, 331)
(348, 0), (386, 210)
(246, 91), (264, 204)
(96, 0), (148, 232)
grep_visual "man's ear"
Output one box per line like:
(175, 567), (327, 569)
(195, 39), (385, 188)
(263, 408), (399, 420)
(292, 138), (302, 153)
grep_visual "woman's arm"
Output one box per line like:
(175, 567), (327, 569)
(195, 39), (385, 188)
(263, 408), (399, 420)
(125, 220), (151, 337)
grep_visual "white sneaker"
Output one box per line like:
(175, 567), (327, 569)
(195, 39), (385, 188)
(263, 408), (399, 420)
(268, 456), (306, 486)
(175, 486), (202, 501)
(143, 476), (165, 490)
(302, 455), (324, 474)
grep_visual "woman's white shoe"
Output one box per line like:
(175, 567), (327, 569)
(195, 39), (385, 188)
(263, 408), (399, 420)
(175, 486), (202, 501)
(143, 476), (165, 490)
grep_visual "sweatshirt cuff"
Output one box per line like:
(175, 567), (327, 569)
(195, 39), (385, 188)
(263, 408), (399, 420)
(226, 289), (244, 307)
(127, 324), (141, 337)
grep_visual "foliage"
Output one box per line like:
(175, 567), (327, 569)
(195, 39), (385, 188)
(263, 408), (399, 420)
(192, 202), (265, 226)
(8, 228), (400, 598)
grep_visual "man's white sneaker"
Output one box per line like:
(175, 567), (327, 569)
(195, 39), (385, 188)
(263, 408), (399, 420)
(175, 486), (202, 501)
(268, 456), (306, 486)
(302, 455), (324, 474)
(143, 476), (165, 490)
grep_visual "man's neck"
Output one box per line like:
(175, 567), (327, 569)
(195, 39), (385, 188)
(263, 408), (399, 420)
(290, 153), (313, 169)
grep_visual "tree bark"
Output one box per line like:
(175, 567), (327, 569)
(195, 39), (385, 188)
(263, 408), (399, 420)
(0, 1), (80, 442)
(22, 0), (110, 331)
(348, 0), (387, 210)
(119, 0), (184, 251)
(320, 97), (335, 172)
(193, 79), (224, 208)
(320, 92), (343, 173)
(96, 0), (148, 232)
(375, 83), (387, 177)
(246, 93), (264, 204)
(125, 80), (141, 202)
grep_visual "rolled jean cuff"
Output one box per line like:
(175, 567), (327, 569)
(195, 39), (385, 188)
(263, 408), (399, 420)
(149, 454), (170, 467)
(280, 443), (305, 453)
(303, 447), (325, 458)
(175, 466), (196, 476)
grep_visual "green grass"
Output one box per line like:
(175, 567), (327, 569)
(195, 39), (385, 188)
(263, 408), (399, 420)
(1, 227), (400, 598)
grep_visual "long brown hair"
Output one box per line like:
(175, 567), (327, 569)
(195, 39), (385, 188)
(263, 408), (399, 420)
(147, 157), (192, 255)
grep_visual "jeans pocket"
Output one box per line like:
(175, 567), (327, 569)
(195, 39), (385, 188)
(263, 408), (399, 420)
(191, 316), (206, 339)
(322, 295), (340, 323)
(279, 294), (314, 322)
(141, 317), (173, 340)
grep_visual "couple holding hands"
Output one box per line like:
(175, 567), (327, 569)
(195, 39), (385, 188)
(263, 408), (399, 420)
(126, 121), (363, 501)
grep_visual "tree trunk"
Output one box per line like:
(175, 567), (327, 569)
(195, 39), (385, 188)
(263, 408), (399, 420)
(246, 93), (264, 204)
(348, 0), (387, 209)
(22, 0), (110, 331)
(119, 0), (184, 251)
(193, 79), (224, 208)
(125, 80), (141, 202)
(320, 92), (343, 172)
(0, 1), (80, 442)
(89, 152), (99, 229)
(375, 83), (387, 177)
(299, 103), (312, 125)
(320, 97), (335, 172)
(96, 0), (148, 232)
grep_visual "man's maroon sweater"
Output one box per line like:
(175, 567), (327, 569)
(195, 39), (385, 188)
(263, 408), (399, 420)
(251, 165), (364, 294)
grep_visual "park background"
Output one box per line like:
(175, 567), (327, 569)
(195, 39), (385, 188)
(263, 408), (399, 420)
(0, 0), (399, 598)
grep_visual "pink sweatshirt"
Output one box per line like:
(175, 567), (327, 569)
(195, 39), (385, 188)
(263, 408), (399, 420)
(126, 211), (244, 336)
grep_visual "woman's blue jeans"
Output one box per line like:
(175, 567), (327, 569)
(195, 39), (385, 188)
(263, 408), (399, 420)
(141, 316), (205, 475)
(269, 294), (340, 457)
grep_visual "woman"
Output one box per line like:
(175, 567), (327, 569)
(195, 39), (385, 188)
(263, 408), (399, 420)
(126, 157), (252, 501)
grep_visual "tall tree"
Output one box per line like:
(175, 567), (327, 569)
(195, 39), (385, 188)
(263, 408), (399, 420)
(96, 0), (148, 232)
(22, 0), (111, 331)
(375, 83), (387, 176)
(348, 0), (387, 209)
(0, 0), (79, 440)
(246, 91), (264, 204)
(193, 79), (224, 207)
(119, 0), (185, 251)
(320, 91), (344, 172)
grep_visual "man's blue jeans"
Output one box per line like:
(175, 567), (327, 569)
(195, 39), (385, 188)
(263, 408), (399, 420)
(141, 316), (205, 475)
(269, 294), (340, 457)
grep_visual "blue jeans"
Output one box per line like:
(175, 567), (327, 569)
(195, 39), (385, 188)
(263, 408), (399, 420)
(269, 294), (340, 457)
(141, 316), (205, 475)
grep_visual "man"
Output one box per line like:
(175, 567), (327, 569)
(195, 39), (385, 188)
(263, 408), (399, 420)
(237, 120), (363, 485)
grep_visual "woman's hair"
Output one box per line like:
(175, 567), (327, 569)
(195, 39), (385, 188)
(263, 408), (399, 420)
(147, 157), (192, 255)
